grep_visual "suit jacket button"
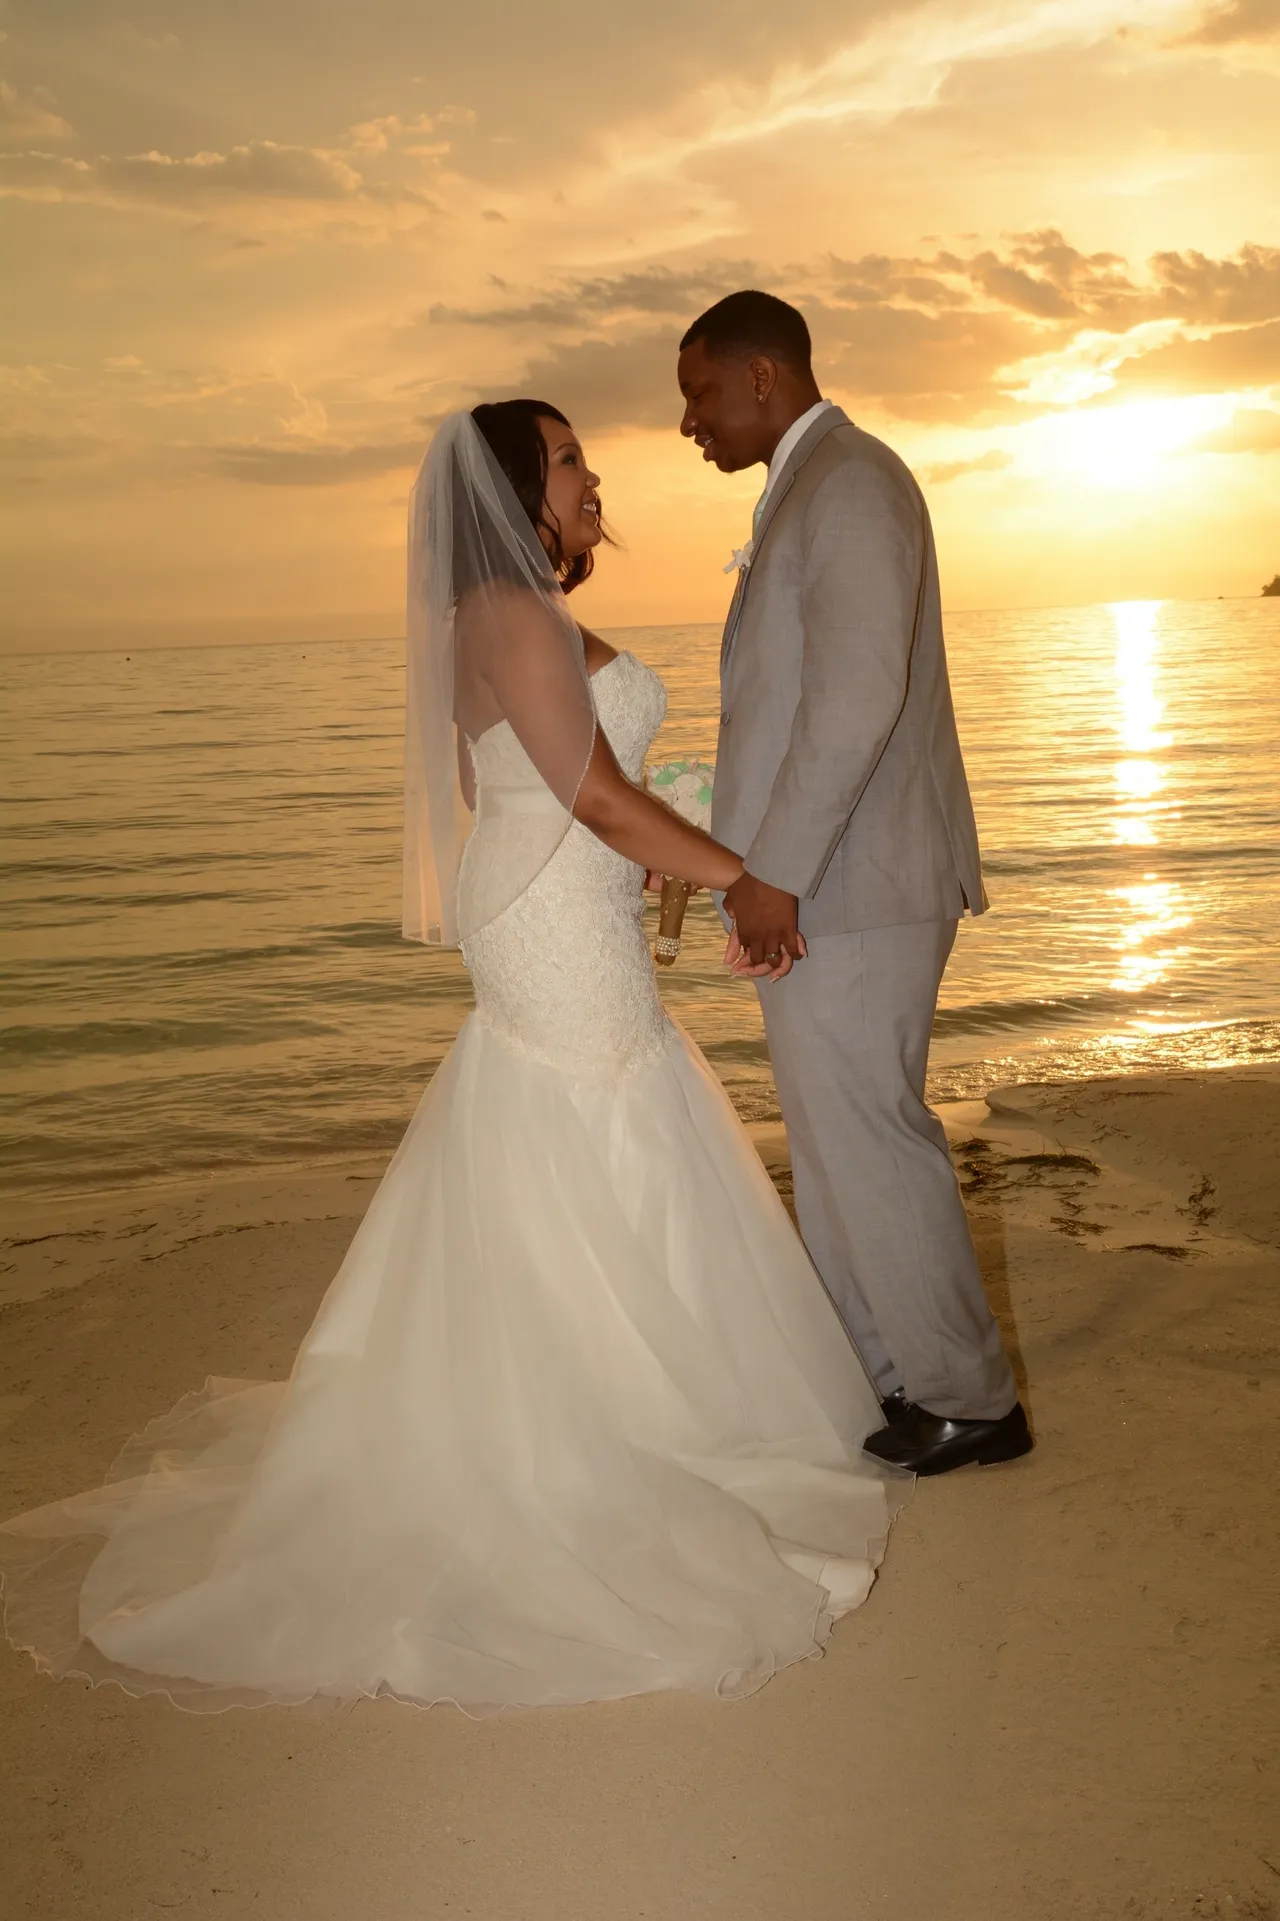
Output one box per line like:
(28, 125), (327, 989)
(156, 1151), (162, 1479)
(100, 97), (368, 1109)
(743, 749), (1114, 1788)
(720, 710), (730, 725)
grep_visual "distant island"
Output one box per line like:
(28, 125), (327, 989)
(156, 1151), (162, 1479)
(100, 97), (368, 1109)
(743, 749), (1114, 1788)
(1265, 576), (1280, 597)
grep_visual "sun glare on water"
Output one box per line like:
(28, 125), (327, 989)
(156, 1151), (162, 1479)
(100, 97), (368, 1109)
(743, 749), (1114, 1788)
(1106, 600), (1191, 1005)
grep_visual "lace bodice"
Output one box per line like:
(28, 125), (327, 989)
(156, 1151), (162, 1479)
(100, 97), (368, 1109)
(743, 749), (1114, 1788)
(461, 651), (673, 1079)
(469, 647), (663, 792)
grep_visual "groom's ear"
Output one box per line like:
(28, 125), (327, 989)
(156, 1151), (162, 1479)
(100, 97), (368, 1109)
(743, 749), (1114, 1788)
(748, 355), (779, 405)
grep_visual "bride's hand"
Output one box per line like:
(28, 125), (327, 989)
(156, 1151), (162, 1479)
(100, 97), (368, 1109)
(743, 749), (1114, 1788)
(645, 871), (664, 893)
(724, 923), (803, 982)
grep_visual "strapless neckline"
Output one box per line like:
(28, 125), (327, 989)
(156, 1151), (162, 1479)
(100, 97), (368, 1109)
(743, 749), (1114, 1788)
(466, 649), (634, 753)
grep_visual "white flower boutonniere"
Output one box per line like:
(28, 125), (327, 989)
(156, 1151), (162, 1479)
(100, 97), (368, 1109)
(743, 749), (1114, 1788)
(723, 538), (754, 576)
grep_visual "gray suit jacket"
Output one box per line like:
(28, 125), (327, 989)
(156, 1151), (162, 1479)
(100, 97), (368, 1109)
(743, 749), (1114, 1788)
(712, 407), (988, 937)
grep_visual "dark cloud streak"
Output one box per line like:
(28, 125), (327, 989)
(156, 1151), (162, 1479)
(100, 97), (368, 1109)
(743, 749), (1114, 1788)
(1148, 244), (1280, 324)
(1111, 318), (1280, 395)
(211, 440), (425, 485)
(485, 332), (682, 433)
(0, 139), (440, 211)
(1181, 0), (1280, 45)
(428, 263), (760, 332)
(446, 235), (1280, 431)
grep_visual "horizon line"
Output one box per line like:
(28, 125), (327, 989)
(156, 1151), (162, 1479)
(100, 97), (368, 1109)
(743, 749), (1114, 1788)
(0, 592), (1274, 662)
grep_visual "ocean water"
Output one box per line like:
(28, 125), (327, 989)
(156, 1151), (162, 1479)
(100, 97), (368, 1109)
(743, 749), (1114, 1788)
(2, 599), (1278, 1201)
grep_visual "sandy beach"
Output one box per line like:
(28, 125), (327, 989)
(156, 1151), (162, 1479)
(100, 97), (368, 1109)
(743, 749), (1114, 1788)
(2, 1064), (1277, 1921)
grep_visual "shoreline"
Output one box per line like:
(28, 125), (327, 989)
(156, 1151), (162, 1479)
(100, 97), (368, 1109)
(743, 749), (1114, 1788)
(4, 1059), (1272, 1310)
(3, 1061), (1277, 1920)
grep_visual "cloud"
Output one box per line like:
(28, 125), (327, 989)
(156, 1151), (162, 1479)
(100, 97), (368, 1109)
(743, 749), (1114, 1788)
(827, 236), (1280, 411)
(966, 256), (1080, 320)
(920, 449), (1013, 483)
(0, 81), (73, 142)
(819, 300), (1034, 418)
(963, 231), (1139, 323)
(0, 430), (105, 463)
(1187, 407), (1280, 452)
(1147, 244), (1280, 324)
(425, 248), (1049, 425)
(5, 432), (428, 491)
(0, 140), (368, 207)
(0, 351), (428, 494)
(0, 135), (449, 239)
(460, 293), (1032, 432)
(1112, 318), (1280, 394)
(0, 429), (109, 490)
(607, 0), (1196, 186)
(209, 439), (425, 485)
(420, 235), (1280, 432)
(829, 261), (973, 310)
(485, 332), (682, 433)
(1181, 0), (1280, 43)
(834, 233), (1277, 340)
(345, 112), (449, 157)
(429, 263), (761, 332)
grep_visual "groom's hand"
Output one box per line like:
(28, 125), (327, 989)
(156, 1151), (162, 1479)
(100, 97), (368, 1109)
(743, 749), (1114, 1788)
(723, 871), (805, 978)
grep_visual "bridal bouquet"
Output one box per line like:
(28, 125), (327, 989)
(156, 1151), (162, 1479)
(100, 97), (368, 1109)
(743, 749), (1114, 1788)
(644, 758), (715, 966)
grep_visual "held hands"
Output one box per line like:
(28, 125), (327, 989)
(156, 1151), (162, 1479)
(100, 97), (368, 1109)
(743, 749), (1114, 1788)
(722, 871), (805, 982)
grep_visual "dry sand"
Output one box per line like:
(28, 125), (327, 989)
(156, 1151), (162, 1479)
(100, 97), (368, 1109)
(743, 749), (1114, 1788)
(2, 1066), (1277, 1921)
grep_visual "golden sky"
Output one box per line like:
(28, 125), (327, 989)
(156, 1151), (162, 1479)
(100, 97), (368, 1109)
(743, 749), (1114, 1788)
(2, 0), (1279, 646)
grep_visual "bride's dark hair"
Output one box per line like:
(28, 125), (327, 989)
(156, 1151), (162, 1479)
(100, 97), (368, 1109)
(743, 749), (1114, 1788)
(471, 399), (605, 594)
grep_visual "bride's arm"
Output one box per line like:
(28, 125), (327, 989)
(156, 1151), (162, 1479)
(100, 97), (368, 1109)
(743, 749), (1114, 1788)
(462, 586), (742, 890)
(573, 730), (744, 892)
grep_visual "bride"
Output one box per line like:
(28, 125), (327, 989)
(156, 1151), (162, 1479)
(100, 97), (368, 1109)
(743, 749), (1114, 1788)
(0, 402), (906, 1715)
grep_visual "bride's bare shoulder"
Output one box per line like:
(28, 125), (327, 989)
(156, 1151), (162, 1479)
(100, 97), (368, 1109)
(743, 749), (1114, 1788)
(578, 627), (618, 675)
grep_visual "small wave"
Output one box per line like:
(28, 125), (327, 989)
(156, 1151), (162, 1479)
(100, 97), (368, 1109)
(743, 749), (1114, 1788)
(0, 850), (260, 880)
(933, 992), (1142, 1037)
(319, 921), (405, 951)
(0, 1015), (338, 1062)
(13, 888), (249, 912)
(699, 1037), (772, 1068)
(981, 841), (1280, 878)
(928, 1015), (1280, 1103)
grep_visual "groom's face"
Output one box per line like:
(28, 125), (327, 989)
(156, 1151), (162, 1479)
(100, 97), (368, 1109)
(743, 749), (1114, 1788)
(678, 340), (771, 473)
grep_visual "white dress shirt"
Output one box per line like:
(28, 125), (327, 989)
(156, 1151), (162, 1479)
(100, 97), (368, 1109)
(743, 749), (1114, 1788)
(724, 399), (836, 574)
(755, 398), (835, 528)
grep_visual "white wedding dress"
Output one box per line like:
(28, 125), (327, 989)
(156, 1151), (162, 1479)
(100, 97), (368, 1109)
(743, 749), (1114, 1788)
(0, 651), (904, 1715)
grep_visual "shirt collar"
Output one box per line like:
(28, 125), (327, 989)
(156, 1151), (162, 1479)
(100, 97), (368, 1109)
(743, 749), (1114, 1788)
(758, 399), (835, 515)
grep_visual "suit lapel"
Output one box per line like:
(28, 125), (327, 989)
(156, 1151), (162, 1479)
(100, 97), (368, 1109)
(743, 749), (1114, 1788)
(719, 406), (850, 681)
(719, 567), (749, 669)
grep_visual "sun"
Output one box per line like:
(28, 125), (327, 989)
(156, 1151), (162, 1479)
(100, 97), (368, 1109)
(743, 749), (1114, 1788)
(1025, 394), (1236, 489)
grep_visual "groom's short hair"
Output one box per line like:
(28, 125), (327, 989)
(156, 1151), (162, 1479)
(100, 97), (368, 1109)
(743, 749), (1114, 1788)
(680, 291), (812, 373)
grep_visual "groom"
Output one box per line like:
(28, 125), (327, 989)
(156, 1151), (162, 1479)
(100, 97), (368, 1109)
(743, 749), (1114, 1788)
(677, 290), (1032, 1476)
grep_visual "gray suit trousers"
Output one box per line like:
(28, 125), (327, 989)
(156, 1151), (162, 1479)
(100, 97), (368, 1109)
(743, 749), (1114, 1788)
(757, 920), (1016, 1422)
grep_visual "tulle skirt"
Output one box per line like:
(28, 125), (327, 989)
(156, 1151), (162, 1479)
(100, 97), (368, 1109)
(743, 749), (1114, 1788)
(0, 1016), (906, 1715)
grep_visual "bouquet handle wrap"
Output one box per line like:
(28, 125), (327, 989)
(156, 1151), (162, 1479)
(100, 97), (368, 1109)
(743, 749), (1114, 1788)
(654, 877), (693, 966)
(643, 758), (715, 967)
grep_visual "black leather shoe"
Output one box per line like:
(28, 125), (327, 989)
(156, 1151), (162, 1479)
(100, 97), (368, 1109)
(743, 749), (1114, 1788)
(863, 1401), (1033, 1476)
(878, 1387), (914, 1425)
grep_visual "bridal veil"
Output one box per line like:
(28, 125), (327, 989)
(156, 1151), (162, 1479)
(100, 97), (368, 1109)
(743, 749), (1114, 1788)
(401, 409), (596, 946)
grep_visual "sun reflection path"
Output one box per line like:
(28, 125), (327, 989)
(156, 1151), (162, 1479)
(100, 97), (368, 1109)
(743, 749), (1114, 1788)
(1107, 601), (1189, 1009)
(1112, 598), (1171, 849)
(1109, 876), (1192, 996)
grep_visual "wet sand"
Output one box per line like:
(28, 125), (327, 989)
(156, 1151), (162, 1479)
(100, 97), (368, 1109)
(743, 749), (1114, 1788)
(2, 1065), (1277, 1921)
